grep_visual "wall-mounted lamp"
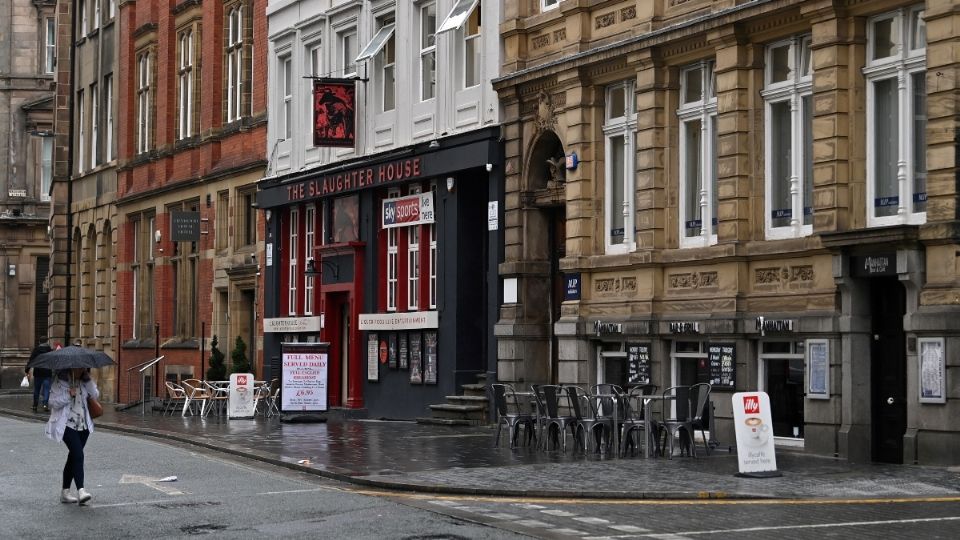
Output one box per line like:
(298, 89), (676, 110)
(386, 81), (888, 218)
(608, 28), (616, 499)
(304, 258), (339, 280)
(265, 209), (272, 222)
(429, 140), (440, 149)
(154, 230), (162, 243)
(8, 264), (15, 277)
(250, 200), (259, 208)
(446, 177), (456, 193)
(485, 163), (493, 172)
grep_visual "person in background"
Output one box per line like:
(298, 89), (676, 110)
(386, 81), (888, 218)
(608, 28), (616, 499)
(46, 368), (99, 505)
(26, 336), (53, 412)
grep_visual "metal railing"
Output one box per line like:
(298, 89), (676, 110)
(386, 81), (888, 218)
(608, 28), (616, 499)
(124, 356), (164, 416)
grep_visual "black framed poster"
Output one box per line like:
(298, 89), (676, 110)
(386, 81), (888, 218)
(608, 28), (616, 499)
(424, 331), (438, 385)
(399, 332), (409, 369)
(366, 333), (379, 382)
(388, 333), (398, 369)
(409, 332), (423, 384)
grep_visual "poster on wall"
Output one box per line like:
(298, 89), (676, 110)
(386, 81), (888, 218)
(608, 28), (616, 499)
(626, 343), (651, 385)
(313, 79), (356, 147)
(281, 343), (328, 412)
(333, 195), (359, 243)
(399, 332), (409, 369)
(366, 333), (379, 382)
(409, 332), (423, 384)
(806, 339), (829, 399)
(424, 331), (438, 385)
(707, 343), (736, 389)
(388, 333), (398, 369)
(918, 337), (945, 404)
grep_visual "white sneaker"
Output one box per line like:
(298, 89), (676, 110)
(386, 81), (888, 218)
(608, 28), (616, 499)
(60, 489), (78, 503)
(77, 488), (92, 505)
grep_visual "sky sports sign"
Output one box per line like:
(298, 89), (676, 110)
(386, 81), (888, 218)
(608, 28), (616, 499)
(382, 192), (435, 229)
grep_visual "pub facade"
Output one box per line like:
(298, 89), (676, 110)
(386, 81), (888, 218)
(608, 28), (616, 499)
(494, 0), (959, 465)
(260, 0), (503, 418)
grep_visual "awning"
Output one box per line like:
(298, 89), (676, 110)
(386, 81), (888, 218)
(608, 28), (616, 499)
(355, 24), (396, 62)
(437, 0), (479, 33)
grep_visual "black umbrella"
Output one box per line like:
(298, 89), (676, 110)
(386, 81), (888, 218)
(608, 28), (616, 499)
(26, 346), (114, 371)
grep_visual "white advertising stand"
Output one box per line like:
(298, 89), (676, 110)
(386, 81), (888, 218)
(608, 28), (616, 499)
(280, 342), (329, 423)
(228, 373), (256, 419)
(731, 391), (781, 478)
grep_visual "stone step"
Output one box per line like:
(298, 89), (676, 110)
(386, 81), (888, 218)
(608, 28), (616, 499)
(474, 372), (488, 381)
(447, 395), (488, 405)
(461, 383), (487, 397)
(428, 403), (487, 420)
(415, 417), (484, 426)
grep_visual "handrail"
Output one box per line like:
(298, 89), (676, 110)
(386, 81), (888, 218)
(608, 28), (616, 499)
(138, 355), (164, 373)
(126, 356), (163, 373)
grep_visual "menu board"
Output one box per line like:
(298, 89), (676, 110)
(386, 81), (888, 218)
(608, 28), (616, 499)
(388, 333), (398, 369)
(399, 332), (409, 370)
(707, 343), (736, 389)
(626, 343), (651, 385)
(366, 333), (379, 382)
(424, 331), (438, 384)
(409, 332), (423, 384)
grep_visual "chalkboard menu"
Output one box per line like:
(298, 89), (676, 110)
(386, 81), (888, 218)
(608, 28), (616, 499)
(707, 343), (736, 389)
(626, 343), (651, 385)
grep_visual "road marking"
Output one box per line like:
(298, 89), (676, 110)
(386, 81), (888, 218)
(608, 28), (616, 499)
(659, 515), (960, 536)
(256, 488), (330, 496)
(119, 474), (187, 495)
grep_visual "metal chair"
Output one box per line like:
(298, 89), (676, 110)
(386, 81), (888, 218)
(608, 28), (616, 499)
(163, 382), (188, 416)
(534, 384), (576, 453)
(657, 385), (697, 458)
(689, 383), (713, 455)
(264, 378), (281, 417)
(566, 386), (614, 454)
(619, 384), (658, 457)
(179, 379), (210, 416)
(489, 383), (537, 448)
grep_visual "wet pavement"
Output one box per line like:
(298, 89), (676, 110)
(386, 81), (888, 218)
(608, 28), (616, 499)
(2, 392), (958, 500)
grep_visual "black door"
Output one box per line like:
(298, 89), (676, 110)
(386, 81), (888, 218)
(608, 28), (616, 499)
(548, 208), (566, 384)
(870, 277), (907, 463)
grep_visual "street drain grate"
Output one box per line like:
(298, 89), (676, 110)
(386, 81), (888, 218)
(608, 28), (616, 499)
(180, 524), (227, 535)
(155, 501), (222, 510)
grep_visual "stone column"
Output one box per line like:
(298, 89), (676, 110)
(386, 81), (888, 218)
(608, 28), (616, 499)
(634, 49), (669, 250)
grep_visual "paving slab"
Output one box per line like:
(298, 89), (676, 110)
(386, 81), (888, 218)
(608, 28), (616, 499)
(2, 393), (957, 500)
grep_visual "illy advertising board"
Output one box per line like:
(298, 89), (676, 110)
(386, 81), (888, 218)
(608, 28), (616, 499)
(731, 391), (781, 477)
(228, 373), (256, 419)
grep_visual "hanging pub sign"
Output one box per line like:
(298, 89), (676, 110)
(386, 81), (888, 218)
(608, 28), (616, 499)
(170, 211), (201, 242)
(313, 79), (356, 148)
(382, 192), (435, 228)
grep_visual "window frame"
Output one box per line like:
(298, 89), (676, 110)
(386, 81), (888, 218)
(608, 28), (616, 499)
(226, 4), (244, 123)
(177, 28), (195, 140)
(136, 51), (152, 154)
(419, 3), (437, 102)
(40, 136), (53, 202)
(541, 0), (560, 13)
(339, 29), (358, 78)
(288, 207), (299, 316)
(304, 204), (316, 316)
(90, 83), (99, 169)
(762, 35), (814, 240)
(281, 54), (293, 139)
(677, 60), (718, 249)
(386, 187), (400, 312)
(104, 74), (113, 162)
(603, 80), (637, 254)
(864, 6), (927, 227)
(44, 17), (56, 74)
(462, 4), (481, 89)
(77, 89), (85, 174)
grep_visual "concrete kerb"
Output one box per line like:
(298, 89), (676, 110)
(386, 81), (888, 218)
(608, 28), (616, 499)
(0, 406), (770, 501)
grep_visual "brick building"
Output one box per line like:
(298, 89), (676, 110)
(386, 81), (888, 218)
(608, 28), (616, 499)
(494, 0), (959, 465)
(114, 0), (267, 401)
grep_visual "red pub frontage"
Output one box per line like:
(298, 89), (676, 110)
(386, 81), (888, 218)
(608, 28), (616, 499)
(257, 127), (503, 418)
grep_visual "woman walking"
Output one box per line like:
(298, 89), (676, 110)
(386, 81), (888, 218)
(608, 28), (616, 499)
(46, 368), (99, 505)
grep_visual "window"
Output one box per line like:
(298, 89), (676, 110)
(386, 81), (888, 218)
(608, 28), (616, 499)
(437, 0), (481, 88)
(216, 191), (229, 251)
(240, 191), (257, 246)
(281, 55), (292, 139)
(226, 5), (244, 123)
(604, 81), (636, 253)
(137, 51), (152, 154)
(420, 4), (437, 101)
(130, 214), (156, 340)
(429, 184), (438, 309)
(678, 61), (718, 248)
(171, 201), (200, 338)
(304, 205), (316, 315)
(104, 74), (113, 161)
(541, 0), (560, 12)
(407, 186), (422, 310)
(339, 30), (357, 78)
(109, 0), (115, 19)
(93, 0), (101, 31)
(758, 341), (805, 438)
(77, 89), (85, 173)
(288, 207), (299, 315)
(763, 36), (813, 239)
(40, 137), (53, 202)
(79, 0), (87, 36)
(865, 6), (926, 226)
(356, 19), (396, 112)
(386, 189), (400, 312)
(44, 18), (56, 74)
(90, 83), (99, 169)
(309, 43), (323, 78)
(178, 30), (195, 140)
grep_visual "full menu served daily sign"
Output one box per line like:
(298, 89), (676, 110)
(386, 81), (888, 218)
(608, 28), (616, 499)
(281, 347), (328, 412)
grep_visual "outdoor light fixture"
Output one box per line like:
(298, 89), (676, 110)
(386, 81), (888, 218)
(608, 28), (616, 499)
(446, 177), (455, 193)
(486, 163), (493, 172)
(304, 258), (339, 280)
(429, 140), (440, 149)
(7, 264), (15, 277)
(154, 230), (162, 243)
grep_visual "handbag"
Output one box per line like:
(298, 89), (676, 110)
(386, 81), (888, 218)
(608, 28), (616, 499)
(87, 396), (103, 419)
(20, 376), (29, 388)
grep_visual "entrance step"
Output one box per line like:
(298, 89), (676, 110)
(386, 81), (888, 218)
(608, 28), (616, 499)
(416, 372), (489, 426)
(414, 417), (477, 426)
(461, 383), (487, 398)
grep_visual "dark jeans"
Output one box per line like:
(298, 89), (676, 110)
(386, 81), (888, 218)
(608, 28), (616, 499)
(32, 377), (51, 408)
(62, 427), (89, 490)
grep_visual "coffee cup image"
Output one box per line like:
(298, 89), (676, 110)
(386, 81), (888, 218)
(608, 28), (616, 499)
(744, 417), (769, 442)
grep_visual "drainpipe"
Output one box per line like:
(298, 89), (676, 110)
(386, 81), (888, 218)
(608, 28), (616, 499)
(61, 0), (78, 345)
